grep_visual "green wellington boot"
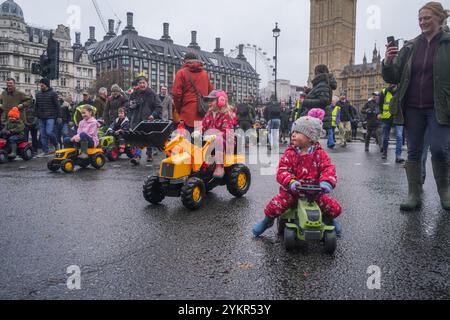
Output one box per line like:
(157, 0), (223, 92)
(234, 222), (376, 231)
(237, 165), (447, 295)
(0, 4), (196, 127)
(79, 141), (89, 159)
(432, 160), (450, 211)
(400, 161), (423, 211)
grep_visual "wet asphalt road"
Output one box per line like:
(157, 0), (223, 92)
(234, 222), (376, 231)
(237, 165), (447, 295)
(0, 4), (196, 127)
(0, 140), (449, 300)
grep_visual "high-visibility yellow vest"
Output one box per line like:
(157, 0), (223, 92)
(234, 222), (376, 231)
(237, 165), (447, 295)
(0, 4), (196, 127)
(382, 89), (392, 120)
(332, 106), (341, 127)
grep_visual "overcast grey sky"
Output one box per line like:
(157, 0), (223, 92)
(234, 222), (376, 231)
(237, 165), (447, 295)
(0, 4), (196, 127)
(17, 0), (444, 85)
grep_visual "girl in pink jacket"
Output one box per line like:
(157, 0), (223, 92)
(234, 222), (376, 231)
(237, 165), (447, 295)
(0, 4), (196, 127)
(63, 105), (99, 159)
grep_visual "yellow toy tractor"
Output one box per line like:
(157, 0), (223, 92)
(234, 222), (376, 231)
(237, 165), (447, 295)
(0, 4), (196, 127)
(47, 147), (106, 173)
(123, 120), (251, 210)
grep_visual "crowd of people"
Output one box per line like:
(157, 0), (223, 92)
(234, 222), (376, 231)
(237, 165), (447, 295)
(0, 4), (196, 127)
(0, 2), (449, 238)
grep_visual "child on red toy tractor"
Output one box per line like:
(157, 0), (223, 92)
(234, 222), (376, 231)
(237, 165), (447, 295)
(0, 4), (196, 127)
(0, 107), (33, 162)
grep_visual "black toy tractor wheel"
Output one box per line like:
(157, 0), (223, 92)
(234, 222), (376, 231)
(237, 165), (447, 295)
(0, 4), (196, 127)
(277, 218), (287, 236)
(0, 151), (8, 164)
(61, 159), (75, 173)
(143, 175), (165, 204)
(21, 145), (33, 161)
(107, 147), (119, 162)
(284, 228), (297, 251)
(91, 153), (106, 169)
(47, 160), (60, 172)
(181, 177), (206, 210)
(323, 230), (337, 255)
(226, 164), (251, 198)
(78, 159), (90, 169)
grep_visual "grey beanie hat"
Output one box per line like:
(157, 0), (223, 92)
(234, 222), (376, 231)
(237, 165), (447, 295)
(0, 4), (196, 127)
(111, 84), (121, 93)
(291, 116), (323, 142)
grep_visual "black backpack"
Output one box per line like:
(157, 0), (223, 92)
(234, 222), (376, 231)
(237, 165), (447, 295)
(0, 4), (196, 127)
(270, 104), (281, 119)
(237, 104), (249, 117)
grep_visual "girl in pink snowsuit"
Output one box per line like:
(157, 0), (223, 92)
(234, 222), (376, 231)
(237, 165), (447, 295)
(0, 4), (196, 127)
(193, 90), (234, 178)
(253, 116), (342, 237)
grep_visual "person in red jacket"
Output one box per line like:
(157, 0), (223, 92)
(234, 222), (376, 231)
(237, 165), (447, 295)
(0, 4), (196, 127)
(172, 52), (214, 132)
(193, 90), (234, 179)
(252, 116), (342, 237)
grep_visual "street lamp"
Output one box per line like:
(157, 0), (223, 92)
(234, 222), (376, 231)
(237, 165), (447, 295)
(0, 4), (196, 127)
(272, 22), (280, 101)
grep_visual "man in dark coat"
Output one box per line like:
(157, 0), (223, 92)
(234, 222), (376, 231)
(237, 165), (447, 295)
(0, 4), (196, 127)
(361, 93), (382, 152)
(103, 84), (128, 125)
(336, 95), (355, 146)
(127, 76), (162, 165)
(301, 64), (337, 116)
(77, 91), (94, 107)
(93, 87), (108, 120)
(35, 78), (61, 156)
(0, 78), (31, 124)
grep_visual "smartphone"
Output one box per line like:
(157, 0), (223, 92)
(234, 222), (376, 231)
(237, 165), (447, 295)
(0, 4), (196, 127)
(387, 36), (399, 48)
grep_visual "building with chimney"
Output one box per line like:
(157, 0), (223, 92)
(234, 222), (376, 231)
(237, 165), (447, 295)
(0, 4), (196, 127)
(0, 0), (96, 100)
(88, 13), (259, 103)
(337, 44), (386, 111)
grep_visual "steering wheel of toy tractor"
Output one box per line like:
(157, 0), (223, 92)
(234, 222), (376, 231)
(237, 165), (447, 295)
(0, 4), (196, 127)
(297, 185), (322, 203)
(298, 185), (322, 193)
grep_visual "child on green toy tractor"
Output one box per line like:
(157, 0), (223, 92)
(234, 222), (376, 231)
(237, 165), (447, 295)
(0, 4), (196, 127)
(252, 115), (343, 237)
(101, 108), (134, 160)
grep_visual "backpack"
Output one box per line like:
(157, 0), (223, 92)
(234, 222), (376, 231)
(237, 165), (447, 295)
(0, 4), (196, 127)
(237, 104), (249, 117)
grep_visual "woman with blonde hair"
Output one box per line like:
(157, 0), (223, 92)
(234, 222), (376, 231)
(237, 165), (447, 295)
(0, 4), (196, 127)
(382, 2), (450, 211)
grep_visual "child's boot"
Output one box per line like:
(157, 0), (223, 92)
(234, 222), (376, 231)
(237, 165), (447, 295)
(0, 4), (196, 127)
(79, 141), (89, 159)
(332, 220), (342, 236)
(252, 216), (275, 237)
(213, 164), (225, 179)
(9, 143), (17, 158)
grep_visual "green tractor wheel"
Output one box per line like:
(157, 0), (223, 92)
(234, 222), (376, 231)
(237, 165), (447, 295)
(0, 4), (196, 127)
(47, 160), (60, 172)
(226, 164), (251, 198)
(284, 228), (297, 251)
(143, 175), (165, 204)
(181, 177), (206, 211)
(323, 230), (337, 255)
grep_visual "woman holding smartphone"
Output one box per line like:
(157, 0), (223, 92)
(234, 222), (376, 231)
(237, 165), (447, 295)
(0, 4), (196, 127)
(382, 1), (450, 211)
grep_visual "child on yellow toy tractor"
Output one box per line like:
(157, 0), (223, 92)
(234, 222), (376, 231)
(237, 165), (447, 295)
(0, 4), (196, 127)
(48, 105), (106, 173)
(123, 91), (251, 210)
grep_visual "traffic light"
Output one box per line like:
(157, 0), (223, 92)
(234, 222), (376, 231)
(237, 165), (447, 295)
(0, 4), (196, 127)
(30, 33), (60, 80)
(46, 36), (60, 80)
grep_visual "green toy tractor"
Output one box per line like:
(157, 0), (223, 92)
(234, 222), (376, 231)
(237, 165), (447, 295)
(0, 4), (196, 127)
(99, 135), (135, 161)
(277, 185), (337, 254)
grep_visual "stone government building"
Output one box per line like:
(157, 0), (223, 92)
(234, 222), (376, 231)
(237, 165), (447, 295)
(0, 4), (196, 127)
(0, 0), (95, 100)
(88, 13), (260, 103)
(309, 0), (386, 111)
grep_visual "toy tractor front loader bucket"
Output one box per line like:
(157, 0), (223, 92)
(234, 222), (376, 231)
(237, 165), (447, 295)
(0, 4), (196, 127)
(164, 134), (214, 172)
(122, 120), (174, 150)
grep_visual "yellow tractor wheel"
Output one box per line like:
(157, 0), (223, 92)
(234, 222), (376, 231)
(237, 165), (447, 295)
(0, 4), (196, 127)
(61, 159), (75, 174)
(181, 177), (206, 211)
(91, 153), (106, 169)
(226, 164), (251, 198)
